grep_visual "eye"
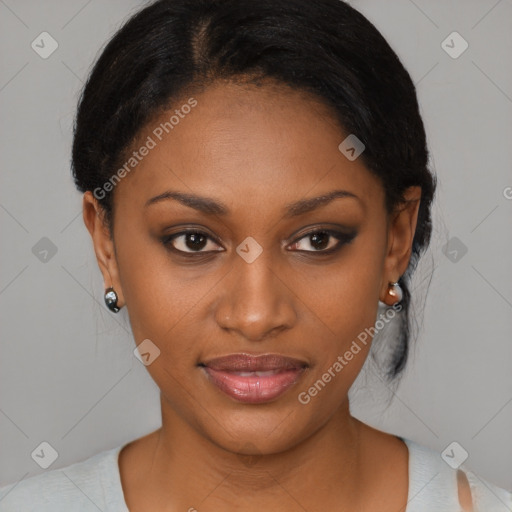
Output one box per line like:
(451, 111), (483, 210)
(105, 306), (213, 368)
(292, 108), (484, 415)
(288, 229), (357, 254)
(162, 230), (223, 254)
(161, 227), (357, 257)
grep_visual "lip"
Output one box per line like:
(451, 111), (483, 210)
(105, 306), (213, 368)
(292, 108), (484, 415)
(199, 353), (308, 404)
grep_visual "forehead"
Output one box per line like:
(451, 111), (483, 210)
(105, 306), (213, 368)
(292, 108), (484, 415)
(113, 80), (384, 215)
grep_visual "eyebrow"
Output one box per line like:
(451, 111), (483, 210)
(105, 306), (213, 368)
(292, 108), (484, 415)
(144, 189), (361, 217)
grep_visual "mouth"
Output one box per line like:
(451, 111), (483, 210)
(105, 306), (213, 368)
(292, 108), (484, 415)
(199, 353), (308, 404)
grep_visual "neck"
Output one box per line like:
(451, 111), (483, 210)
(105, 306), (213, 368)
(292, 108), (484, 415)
(145, 396), (367, 511)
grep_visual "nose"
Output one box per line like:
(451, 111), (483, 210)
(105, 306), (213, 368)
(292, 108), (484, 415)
(214, 251), (297, 342)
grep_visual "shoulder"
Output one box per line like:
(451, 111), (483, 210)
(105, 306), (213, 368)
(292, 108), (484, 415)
(0, 444), (128, 512)
(462, 466), (512, 512)
(402, 437), (512, 512)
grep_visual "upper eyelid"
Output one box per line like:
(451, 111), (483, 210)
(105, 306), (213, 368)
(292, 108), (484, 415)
(166, 230), (223, 251)
(287, 229), (356, 251)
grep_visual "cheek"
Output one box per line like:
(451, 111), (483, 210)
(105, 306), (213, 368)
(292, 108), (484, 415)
(113, 220), (201, 348)
(295, 228), (387, 392)
(303, 233), (385, 339)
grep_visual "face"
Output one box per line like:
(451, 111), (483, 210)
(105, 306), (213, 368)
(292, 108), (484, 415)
(84, 79), (420, 455)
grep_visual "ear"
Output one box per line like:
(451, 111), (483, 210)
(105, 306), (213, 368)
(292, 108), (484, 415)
(82, 191), (125, 309)
(379, 186), (421, 306)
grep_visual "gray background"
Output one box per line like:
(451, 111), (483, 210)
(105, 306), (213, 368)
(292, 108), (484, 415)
(1, 0), (511, 492)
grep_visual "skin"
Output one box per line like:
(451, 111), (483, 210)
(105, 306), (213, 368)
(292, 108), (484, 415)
(83, 79), (421, 511)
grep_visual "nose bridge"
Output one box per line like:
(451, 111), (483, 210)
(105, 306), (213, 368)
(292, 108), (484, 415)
(214, 246), (296, 340)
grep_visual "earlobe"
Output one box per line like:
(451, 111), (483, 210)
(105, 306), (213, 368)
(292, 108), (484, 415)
(379, 186), (422, 305)
(82, 191), (125, 309)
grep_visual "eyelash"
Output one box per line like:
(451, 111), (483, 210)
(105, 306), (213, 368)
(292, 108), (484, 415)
(161, 228), (357, 257)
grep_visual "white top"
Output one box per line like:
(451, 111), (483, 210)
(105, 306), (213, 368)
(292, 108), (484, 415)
(0, 437), (511, 511)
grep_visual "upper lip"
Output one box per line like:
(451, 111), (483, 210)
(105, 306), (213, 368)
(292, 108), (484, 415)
(200, 353), (308, 372)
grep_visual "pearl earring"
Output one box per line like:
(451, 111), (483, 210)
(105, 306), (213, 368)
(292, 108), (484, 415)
(388, 281), (403, 305)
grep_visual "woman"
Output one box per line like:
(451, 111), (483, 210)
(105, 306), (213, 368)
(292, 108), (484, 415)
(1, 0), (510, 510)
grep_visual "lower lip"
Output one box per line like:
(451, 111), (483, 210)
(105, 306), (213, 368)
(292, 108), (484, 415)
(201, 367), (305, 404)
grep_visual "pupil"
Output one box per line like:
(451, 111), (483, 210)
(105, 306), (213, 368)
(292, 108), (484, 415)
(311, 232), (329, 250)
(186, 233), (207, 251)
